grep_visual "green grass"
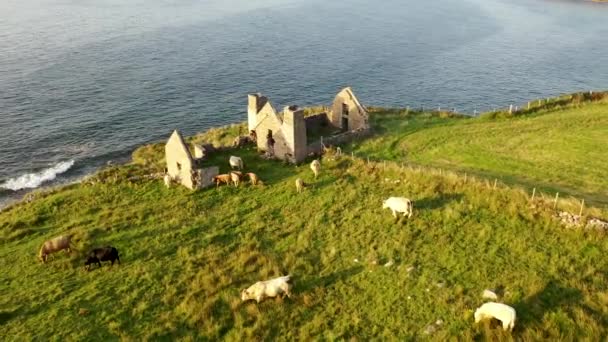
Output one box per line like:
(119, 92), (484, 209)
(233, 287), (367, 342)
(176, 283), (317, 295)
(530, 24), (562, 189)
(2, 98), (608, 340)
(354, 101), (608, 206)
(2, 143), (608, 340)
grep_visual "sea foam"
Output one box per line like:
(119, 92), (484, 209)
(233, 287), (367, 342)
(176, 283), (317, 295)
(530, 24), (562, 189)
(1, 160), (75, 191)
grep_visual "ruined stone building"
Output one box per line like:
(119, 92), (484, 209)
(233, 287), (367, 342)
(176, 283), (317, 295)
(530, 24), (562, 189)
(165, 130), (218, 190)
(247, 87), (369, 163)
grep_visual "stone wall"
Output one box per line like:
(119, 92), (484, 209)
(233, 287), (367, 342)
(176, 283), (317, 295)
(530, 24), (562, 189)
(329, 87), (369, 131)
(304, 112), (330, 132)
(165, 130), (195, 189)
(196, 166), (219, 189)
(307, 128), (371, 156)
(248, 95), (308, 163)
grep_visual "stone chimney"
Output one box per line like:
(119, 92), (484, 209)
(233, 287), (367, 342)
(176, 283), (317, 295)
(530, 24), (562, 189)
(282, 105), (307, 163)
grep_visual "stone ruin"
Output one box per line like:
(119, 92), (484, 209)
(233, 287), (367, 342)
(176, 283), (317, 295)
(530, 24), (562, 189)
(247, 87), (370, 163)
(165, 130), (218, 190)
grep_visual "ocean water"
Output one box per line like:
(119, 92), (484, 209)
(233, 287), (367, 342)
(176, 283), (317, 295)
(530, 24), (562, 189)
(1, 0), (607, 205)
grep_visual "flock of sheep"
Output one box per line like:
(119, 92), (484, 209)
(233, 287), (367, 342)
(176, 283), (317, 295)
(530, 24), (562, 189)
(37, 151), (517, 333)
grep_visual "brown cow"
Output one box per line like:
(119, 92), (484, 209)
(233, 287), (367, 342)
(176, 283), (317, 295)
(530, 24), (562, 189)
(213, 174), (232, 187)
(39, 235), (72, 263)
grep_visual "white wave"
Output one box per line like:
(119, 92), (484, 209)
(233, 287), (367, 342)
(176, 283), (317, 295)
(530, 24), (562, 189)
(1, 160), (75, 191)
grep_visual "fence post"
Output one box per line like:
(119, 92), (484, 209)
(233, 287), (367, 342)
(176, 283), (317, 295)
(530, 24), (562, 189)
(509, 105), (513, 114)
(579, 199), (585, 216)
(531, 188), (536, 201)
(473, 110), (477, 116)
(553, 192), (559, 209)
(493, 179), (497, 189)
(527, 102), (530, 110)
(464, 173), (467, 183)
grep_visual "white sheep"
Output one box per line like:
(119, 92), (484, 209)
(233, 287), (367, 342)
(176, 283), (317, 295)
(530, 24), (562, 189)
(295, 178), (306, 193)
(229, 156), (243, 170)
(310, 159), (321, 179)
(474, 302), (516, 331)
(382, 197), (413, 218)
(241, 275), (292, 303)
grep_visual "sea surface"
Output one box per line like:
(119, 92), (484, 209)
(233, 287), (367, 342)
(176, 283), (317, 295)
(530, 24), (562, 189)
(1, 0), (607, 206)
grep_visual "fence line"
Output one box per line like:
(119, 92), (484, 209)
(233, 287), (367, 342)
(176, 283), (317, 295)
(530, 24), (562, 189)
(331, 150), (606, 219)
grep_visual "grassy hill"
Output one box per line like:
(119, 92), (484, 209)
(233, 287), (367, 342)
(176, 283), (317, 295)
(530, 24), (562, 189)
(1, 99), (607, 340)
(353, 99), (608, 206)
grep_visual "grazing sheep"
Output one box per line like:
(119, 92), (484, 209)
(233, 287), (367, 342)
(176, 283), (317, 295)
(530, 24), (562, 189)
(246, 172), (260, 185)
(295, 178), (306, 193)
(213, 174), (232, 187)
(241, 275), (292, 303)
(163, 174), (171, 188)
(38, 235), (72, 263)
(229, 156), (243, 170)
(382, 197), (413, 218)
(85, 246), (120, 271)
(310, 159), (321, 179)
(474, 302), (516, 331)
(230, 171), (243, 187)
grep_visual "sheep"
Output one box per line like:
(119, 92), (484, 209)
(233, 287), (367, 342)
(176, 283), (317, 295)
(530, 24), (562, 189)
(230, 171), (243, 187)
(295, 178), (307, 193)
(213, 174), (232, 187)
(163, 174), (171, 188)
(474, 302), (516, 331)
(241, 275), (292, 303)
(310, 159), (321, 179)
(382, 197), (413, 218)
(38, 235), (72, 263)
(246, 172), (260, 185)
(229, 156), (243, 170)
(85, 246), (120, 271)
(482, 289), (499, 301)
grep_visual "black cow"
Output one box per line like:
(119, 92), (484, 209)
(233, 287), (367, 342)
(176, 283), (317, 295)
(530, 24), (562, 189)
(85, 246), (120, 270)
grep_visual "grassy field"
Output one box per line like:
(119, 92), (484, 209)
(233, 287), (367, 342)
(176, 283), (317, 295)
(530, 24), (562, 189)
(2, 131), (608, 340)
(354, 100), (608, 206)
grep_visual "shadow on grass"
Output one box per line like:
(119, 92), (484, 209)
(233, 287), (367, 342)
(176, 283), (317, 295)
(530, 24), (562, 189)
(512, 280), (608, 333)
(296, 266), (364, 293)
(414, 193), (463, 211)
(0, 308), (21, 325)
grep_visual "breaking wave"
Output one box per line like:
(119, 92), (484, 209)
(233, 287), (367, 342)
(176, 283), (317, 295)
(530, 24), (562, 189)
(0, 160), (75, 191)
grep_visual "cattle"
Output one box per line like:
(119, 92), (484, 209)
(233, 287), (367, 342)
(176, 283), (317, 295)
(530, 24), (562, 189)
(246, 172), (260, 185)
(474, 302), (516, 331)
(241, 275), (293, 303)
(310, 159), (321, 179)
(382, 197), (414, 218)
(38, 235), (72, 263)
(230, 171), (243, 187)
(85, 246), (121, 271)
(213, 174), (232, 187)
(229, 156), (244, 170)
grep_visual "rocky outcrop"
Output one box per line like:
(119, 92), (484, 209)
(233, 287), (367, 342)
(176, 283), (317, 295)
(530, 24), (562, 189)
(556, 211), (608, 231)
